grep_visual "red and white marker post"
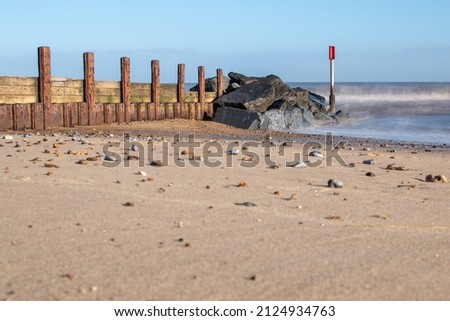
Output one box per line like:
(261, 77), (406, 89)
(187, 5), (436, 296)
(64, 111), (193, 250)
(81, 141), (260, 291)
(329, 45), (336, 112)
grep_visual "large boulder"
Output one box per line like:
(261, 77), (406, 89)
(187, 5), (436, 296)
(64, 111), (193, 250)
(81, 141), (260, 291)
(214, 75), (301, 113)
(212, 72), (346, 131)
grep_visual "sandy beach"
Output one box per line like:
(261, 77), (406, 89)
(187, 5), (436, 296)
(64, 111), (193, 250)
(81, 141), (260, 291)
(1, 119), (449, 301)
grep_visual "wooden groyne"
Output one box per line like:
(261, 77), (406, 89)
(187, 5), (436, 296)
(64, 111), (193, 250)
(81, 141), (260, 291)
(0, 47), (223, 131)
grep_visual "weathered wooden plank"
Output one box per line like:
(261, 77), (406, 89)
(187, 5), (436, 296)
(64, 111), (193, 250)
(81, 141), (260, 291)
(31, 103), (44, 130)
(95, 81), (121, 89)
(63, 103), (78, 127)
(0, 95), (37, 104)
(46, 103), (64, 129)
(173, 102), (181, 119)
(188, 103), (196, 120)
(78, 103), (89, 126)
(0, 85), (38, 95)
(52, 96), (84, 103)
(116, 103), (125, 123)
(0, 104), (13, 130)
(205, 92), (216, 103)
(147, 103), (156, 121)
(51, 78), (84, 87)
(0, 76), (38, 86)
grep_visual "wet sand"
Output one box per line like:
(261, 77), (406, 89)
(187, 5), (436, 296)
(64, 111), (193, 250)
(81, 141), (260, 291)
(1, 120), (449, 300)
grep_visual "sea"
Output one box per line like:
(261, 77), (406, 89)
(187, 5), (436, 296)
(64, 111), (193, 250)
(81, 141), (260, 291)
(289, 82), (450, 145)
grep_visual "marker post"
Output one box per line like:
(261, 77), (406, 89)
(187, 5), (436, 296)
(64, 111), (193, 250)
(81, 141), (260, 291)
(329, 45), (336, 112)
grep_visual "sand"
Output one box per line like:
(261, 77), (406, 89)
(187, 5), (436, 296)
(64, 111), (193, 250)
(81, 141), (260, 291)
(1, 119), (449, 300)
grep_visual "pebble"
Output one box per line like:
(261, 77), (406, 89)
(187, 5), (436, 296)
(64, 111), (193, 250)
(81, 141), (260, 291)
(386, 164), (406, 171)
(76, 159), (89, 165)
(309, 150), (324, 158)
(44, 163), (60, 168)
(150, 160), (164, 167)
(241, 155), (254, 162)
(228, 147), (240, 155)
(86, 156), (102, 161)
(130, 144), (139, 151)
(366, 172), (376, 177)
(122, 202), (135, 207)
(347, 162), (356, 168)
(235, 202), (257, 207)
(425, 174), (448, 183)
(104, 155), (117, 161)
(127, 155), (140, 160)
(237, 181), (249, 188)
(328, 179), (344, 188)
(363, 159), (375, 165)
(137, 171), (148, 176)
(2, 135), (13, 140)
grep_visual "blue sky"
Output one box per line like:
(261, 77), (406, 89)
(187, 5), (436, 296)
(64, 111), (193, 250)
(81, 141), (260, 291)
(1, 0), (449, 82)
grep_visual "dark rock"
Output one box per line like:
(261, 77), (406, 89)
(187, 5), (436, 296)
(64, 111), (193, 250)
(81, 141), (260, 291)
(213, 107), (260, 129)
(214, 75), (299, 113)
(228, 72), (259, 86)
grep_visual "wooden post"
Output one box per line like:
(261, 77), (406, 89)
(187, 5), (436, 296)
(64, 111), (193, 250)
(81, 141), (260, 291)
(198, 66), (205, 119)
(38, 46), (51, 129)
(177, 63), (185, 104)
(83, 52), (95, 125)
(121, 57), (131, 122)
(198, 66), (205, 104)
(151, 60), (160, 107)
(216, 68), (224, 98)
(329, 45), (336, 112)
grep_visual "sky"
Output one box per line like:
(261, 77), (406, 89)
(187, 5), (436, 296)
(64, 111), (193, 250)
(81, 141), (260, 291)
(1, 0), (450, 82)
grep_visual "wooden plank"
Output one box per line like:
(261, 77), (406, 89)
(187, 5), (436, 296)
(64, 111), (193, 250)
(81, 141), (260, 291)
(116, 103), (125, 123)
(78, 103), (89, 126)
(83, 52), (95, 126)
(205, 92), (216, 103)
(195, 102), (202, 120)
(188, 103), (196, 120)
(0, 104), (13, 130)
(136, 103), (147, 121)
(95, 81), (121, 89)
(0, 76), (38, 86)
(148, 103), (156, 121)
(173, 102), (181, 119)
(52, 96), (84, 104)
(31, 103), (44, 130)
(51, 78), (84, 88)
(165, 103), (174, 119)
(63, 103), (78, 127)
(0, 85), (39, 95)
(0, 95), (37, 104)
(46, 103), (64, 129)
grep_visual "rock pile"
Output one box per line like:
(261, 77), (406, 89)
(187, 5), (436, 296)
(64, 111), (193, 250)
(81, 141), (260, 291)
(191, 72), (349, 130)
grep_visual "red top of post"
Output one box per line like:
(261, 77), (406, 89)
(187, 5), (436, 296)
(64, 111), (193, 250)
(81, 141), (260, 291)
(329, 46), (336, 60)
